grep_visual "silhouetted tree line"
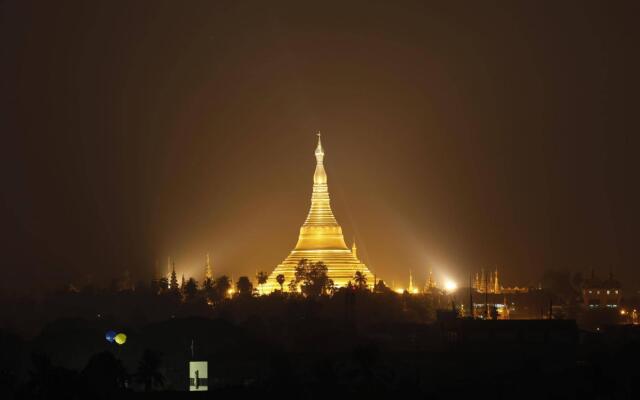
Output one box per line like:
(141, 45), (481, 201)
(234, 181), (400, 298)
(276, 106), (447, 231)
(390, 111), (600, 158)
(3, 349), (164, 399)
(1, 264), (640, 397)
(143, 259), (392, 307)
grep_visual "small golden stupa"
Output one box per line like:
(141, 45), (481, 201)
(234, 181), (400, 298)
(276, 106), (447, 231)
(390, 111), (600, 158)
(264, 133), (373, 292)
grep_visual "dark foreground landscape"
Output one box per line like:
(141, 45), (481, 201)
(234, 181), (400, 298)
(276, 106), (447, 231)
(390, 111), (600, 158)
(1, 283), (639, 399)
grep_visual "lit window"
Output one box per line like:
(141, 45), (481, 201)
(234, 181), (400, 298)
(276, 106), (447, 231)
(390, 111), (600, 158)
(607, 290), (610, 295)
(589, 290), (592, 294)
(615, 290), (619, 294)
(597, 291), (600, 295)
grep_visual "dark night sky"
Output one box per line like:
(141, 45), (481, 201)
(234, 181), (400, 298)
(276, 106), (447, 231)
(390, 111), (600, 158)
(1, 0), (638, 292)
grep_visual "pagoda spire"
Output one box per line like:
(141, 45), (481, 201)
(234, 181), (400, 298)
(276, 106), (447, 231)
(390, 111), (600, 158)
(312, 132), (327, 197)
(294, 133), (347, 250)
(409, 269), (414, 292)
(315, 131), (323, 157)
(426, 269), (436, 292)
(205, 253), (213, 280)
(488, 270), (494, 293)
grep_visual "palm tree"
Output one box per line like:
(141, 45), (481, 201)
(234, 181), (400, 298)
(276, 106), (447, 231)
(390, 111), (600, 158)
(256, 271), (269, 295)
(236, 276), (254, 296)
(293, 259), (331, 297)
(82, 351), (128, 396)
(157, 277), (169, 293)
(326, 279), (335, 296)
(135, 349), (164, 392)
(184, 278), (198, 302)
(202, 277), (213, 291)
(213, 275), (231, 301)
(276, 274), (286, 292)
(27, 353), (78, 398)
(202, 277), (214, 304)
(294, 259), (308, 284)
(169, 265), (178, 291)
(288, 279), (298, 293)
(354, 271), (367, 290)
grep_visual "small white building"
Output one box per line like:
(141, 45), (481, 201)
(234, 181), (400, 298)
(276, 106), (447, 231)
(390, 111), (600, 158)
(189, 361), (208, 391)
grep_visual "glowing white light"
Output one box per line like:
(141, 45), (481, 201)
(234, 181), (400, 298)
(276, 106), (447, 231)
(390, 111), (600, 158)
(444, 280), (457, 292)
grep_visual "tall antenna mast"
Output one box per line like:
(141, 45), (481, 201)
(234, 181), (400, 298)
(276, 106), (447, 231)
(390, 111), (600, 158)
(485, 270), (489, 319)
(469, 271), (473, 319)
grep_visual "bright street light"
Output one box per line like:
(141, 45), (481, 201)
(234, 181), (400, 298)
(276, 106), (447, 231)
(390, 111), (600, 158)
(444, 279), (457, 292)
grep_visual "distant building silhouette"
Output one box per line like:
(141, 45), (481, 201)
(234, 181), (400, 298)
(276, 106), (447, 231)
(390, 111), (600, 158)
(582, 270), (622, 308)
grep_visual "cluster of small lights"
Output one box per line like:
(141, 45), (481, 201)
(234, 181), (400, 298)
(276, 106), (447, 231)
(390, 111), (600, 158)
(391, 279), (458, 295)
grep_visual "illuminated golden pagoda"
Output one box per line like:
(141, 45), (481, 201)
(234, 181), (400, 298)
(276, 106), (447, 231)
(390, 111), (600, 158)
(265, 133), (373, 292)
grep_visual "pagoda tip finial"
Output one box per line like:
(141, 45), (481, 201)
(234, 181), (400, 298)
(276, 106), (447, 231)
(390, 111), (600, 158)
(314, 131), (324, 160)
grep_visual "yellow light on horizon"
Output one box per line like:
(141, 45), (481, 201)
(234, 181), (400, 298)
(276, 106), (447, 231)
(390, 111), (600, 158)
(444, 280), (457, 292)
(395, 288), (405, 294)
